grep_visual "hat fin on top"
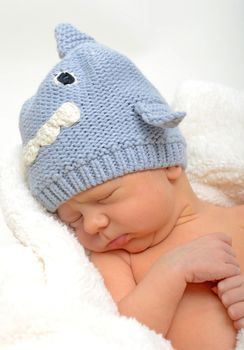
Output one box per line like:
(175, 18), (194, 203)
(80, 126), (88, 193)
(134, 100), (186, 128)
(55, 23), (95, 58)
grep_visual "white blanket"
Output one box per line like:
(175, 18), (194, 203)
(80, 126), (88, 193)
(0, 81), (244, 349)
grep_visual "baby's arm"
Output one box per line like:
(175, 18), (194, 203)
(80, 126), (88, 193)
(91, 249), (186, 335)
(91, 232), (240, 336)
(215, 274), (244, 330)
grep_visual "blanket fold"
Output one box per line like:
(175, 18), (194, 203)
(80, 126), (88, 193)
(1, 80), (244, 349)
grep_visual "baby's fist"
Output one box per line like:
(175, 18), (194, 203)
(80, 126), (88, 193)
(217, 274), (244, 330)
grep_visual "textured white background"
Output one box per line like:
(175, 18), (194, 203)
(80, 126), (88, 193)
(0, 0), (243, 133)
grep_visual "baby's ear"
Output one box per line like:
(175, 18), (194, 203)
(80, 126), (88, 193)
(165, 166), (182, 181)
(134, 100), (186, 128)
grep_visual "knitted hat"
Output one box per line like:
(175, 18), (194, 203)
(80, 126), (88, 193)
(19, 23), (187, 212)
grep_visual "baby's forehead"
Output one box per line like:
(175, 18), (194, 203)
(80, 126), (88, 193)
(71, 170), (161, 199)
(72, 176), (122, 200)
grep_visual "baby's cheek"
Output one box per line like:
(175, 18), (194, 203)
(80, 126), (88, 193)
(73, 226), (90, 245)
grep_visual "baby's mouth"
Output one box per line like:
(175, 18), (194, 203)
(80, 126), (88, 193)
(106, 234), (129, 249)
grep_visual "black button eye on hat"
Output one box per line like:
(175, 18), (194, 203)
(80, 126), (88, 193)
(56, 72), (76, 85)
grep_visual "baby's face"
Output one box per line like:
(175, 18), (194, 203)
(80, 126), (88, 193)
(57, 168), (179, 253)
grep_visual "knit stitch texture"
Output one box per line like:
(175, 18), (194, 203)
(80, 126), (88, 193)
(19, 23), (187, 212)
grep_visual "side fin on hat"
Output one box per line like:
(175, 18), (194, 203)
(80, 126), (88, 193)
(55, 23), (95, 58)
(135, 100), (186, 128)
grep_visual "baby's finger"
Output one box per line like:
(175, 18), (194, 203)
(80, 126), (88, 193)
(228, 301), (244, 321)
(223, 245), (237, 258)
(221, 287), (244, 307)
(224, 255), (240, 267)
(211, 232), (232, 245)
(218, 274), (243, 296)
(234, 318), (244, 330)
(211, 286), (218, 295)
(221, 264), (241, 280)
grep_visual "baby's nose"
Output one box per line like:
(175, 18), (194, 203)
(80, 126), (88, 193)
(83, 212), (109, 235)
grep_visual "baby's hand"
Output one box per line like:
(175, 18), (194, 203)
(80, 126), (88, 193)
(162, 232), (240, 284)
(215, 275), (244, 330)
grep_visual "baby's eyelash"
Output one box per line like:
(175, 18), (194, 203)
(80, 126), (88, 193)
(98, 191), (115, 202)
(69, 215), (83, 226)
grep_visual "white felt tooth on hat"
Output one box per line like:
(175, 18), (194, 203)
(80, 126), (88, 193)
(23, 102), (80, 167)
(55, 23), (95, 58)
(135, 100), (186, 128)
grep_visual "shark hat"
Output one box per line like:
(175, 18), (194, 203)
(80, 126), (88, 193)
(19, 23), (187, 212)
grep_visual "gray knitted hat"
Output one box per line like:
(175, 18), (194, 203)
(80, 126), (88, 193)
(19, 23), (187, 212)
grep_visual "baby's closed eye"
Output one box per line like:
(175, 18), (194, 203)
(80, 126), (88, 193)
(69, 215), (83, 228)
(57, 202), (82, 224)
(97, 188), (120, 203)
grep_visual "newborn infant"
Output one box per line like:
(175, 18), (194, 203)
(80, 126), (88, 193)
(57, 167), (244, 350)
(19, 23), (244, 350)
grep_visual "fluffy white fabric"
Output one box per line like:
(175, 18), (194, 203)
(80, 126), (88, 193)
(0, 80), (244, 349)
(174, 80), (244, 207)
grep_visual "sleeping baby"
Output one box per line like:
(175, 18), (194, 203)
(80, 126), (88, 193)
(19, 23), (244, 350)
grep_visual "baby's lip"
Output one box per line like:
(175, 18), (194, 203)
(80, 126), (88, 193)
(106, 234), (129, 249)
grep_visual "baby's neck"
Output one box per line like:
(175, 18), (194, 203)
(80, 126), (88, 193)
(180, 196), (234, 240)
(172, 172), (211, 224)
(175, 199), (212, 226)
(152, 199), (222, 251)
(156, 174), (222, 247)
